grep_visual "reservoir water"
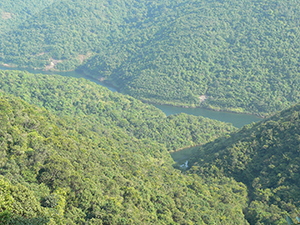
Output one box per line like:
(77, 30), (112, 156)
(0, 67), (263, 164)
(0, 67), (118, 92)
(153, 104), (261, 129)
(0, 66), (261, 127)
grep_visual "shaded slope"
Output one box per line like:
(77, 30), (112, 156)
(189, 103), (300, 224)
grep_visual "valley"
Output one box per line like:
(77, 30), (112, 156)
(0, 66), (262, 128)
(0, 0), (299, 224)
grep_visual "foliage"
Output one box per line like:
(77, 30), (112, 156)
(0, 69), (236, 151)
(0, 176), (49, 224)
(189, 103), (300, 224)
(0, 0), (129, 70)
(82, 0), (300, 116)
(0, 91), (250, 224)
(2, 0), (300, 218)
(0, 0), (57, 36)
(1, 0), (300, 115)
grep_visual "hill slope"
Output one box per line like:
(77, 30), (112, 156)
(0, 69), (236, 151)
(0, 0), (132, 69)
(1, 0), (300, 115)
(82, 0), (300, 116)
(0, 0), (57, 35)
(0, 91), (250, 224)
(189, 103), (300, 224)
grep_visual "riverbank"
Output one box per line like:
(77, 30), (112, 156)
(0, 66), (264, 166)
(170, 146), (200, 164)
(171, 144), (202, 153)
(0, 64), (269, 118)
(0, 66), (263, 127)
(77, 69), (120, 93)
(81, 72), (268, 118)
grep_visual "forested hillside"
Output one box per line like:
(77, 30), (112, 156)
(0, 0), (57, 35)
(2, 71), (299, 224)
(0, 0), (130, 69)
(0, 69), (236, 151)
(0, 90), (251, 224)
(2, 0), (300, 223)
(1, 0), (300, 115)
(82, 0), (300, 116)
(188, 103), (300, 224)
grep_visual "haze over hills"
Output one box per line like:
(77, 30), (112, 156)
(1, 0), (300, 115)
(0, 0), (57, 35)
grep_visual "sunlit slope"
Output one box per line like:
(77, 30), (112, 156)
(189, 103), (300, 224)
(0, 91), (249, 224)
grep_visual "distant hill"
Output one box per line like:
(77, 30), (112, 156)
(1, 0), (300, 115)
(81, 0), (300, 116)
(0, 0), (131, 69)
(188, 102), (300, 224)
(0, 0), (57, 34)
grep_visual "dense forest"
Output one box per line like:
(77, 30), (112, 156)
(1, 69), (298, 224)
(0, 70), (236, 151)
(1, 0), (300, 224)
(188, 103), (300, 224)
(0, 78), (249, 224)
(1, 0), (300, 115)
(0, 0), (57, 35)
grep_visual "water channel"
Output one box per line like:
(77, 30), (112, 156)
(0, 67), (263, 165)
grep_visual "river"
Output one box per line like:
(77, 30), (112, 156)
(0, 67), (262, 165)
(0, 67), (118, 92)
(153, 104), (261, 129)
